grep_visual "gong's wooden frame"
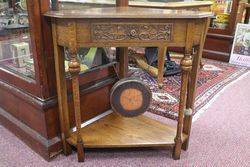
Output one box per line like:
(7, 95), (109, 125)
(110, 78), (152, 117)
(45, 7), (211, 162)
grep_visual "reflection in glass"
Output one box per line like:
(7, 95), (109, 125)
(55, 1), (118, 74)
(64, 47), (116, 74)
(0, 0), (34, 79)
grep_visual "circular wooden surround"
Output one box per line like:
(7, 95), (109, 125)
(110, 77), (152, 117)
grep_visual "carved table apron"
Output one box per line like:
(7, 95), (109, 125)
(45, 8), (212, 161)
(52, 18), (207, 83)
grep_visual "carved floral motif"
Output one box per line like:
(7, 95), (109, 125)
(92, 23), (173, 42)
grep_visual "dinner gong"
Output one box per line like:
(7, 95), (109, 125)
(110, 77), (152, 117)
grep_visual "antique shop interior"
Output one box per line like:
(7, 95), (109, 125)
(0, 0), (249, 166)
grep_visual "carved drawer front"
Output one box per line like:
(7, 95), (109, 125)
(91, 23), (173, 42)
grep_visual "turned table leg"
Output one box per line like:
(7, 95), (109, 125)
(68, 46), (85, 162)
(182, 46), (201, 151)
(157, 47), (167, 88)
(182, 18), (210, 151)
(173, 21), (195, 159)
(173, 53), (192, 160)
(68, 21), (85, 162)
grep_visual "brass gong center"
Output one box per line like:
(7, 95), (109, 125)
(120, 88), (143, 111)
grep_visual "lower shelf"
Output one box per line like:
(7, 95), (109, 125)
(67, 112), (188, 148)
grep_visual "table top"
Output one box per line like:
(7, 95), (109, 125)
(45, 7), (213, 19)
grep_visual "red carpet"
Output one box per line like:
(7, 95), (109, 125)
(131, 59), (249, 120)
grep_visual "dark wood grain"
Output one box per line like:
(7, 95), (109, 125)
(0, 107), (60, 161)
(203, 33), (233, 62)
(116, 0), (128, 7)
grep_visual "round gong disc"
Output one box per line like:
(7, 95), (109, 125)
(110, 77), (152, 117)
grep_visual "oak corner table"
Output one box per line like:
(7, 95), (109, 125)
(45, 7), (212, 162)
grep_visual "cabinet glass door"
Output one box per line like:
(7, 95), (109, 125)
(0, 0), (35, 80)
(54, 0), (117, 75)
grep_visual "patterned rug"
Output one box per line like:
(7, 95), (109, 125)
(131, 59), (249, 121)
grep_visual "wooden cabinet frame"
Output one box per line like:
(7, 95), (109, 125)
(0, 0), (52, 97)
(0, 0), (120, 161)
(203, 0), (241, 61)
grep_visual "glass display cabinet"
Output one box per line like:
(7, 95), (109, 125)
(0, 0), (119, 161)
(0, 0), (40, 94)
(0, 0), (61, 161)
